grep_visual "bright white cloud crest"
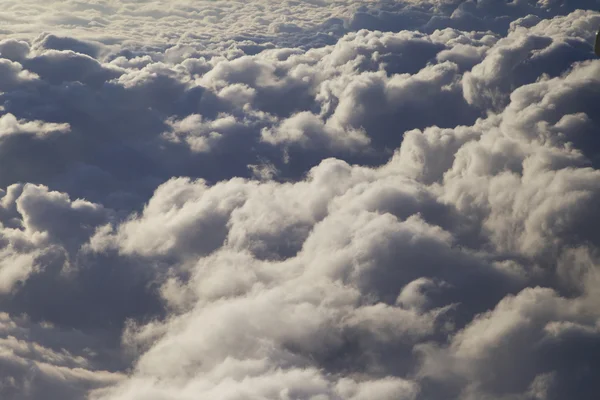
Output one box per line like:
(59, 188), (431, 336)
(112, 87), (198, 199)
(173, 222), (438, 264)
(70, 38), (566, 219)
(0, 1), (600, 399)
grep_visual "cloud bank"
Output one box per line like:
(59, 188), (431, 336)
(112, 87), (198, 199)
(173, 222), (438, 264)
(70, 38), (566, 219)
(0, 1), (600, 399)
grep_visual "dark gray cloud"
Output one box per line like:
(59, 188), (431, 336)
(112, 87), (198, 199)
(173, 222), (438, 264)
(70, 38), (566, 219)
(0, 1), (599, 399)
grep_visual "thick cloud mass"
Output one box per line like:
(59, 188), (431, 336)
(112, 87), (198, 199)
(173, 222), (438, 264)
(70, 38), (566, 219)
(1, 1), (600, 399)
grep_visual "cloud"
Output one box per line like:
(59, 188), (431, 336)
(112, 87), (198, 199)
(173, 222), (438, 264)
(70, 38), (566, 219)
(416, 284), (600, 400)
(0, 1), (599, 399)
(0, 59), (38, 90)
(0, 114), (70, 139)
(0, 183), (103, 295)
(31, 33), (107, 59)
(84, 157), (524, 399)
(463, 10), (600, 111)
(0, 312), (124, 400)
(1, 24), (489, 208)
(0, 183), (163, 351)
(0, 39), (30, 62)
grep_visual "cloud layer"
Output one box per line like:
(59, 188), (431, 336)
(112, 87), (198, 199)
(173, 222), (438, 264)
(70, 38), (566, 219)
(1, 1), (600, 399)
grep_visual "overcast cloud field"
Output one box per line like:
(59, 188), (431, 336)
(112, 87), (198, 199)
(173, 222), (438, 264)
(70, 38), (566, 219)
(1, 1), (600, 399)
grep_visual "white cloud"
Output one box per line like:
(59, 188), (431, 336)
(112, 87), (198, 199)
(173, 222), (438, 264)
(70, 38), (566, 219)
(0, 59), (38, 90)
(0, 2), (599, 399)
(0, 113), (69, 139)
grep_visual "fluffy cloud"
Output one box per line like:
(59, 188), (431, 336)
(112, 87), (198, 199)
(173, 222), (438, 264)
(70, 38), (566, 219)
(0, 59), (38, 90)
(0, 312), (124, 400)
(463, 10), (600, 110)
(0, 1), (599, 399)
(0, 114), (69, 139)
(416, 284), (600, 400)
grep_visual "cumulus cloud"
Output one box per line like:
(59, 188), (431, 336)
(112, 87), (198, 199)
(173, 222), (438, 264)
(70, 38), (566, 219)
(0, 114), (70, 139)
(0, 59), (38, 90)
(0, 312), (123, 400)
(463, 10), (600, 111)
(0, 1), (599, 399)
